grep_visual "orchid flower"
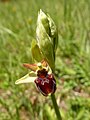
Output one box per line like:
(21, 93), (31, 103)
(15, 60), (56, 96)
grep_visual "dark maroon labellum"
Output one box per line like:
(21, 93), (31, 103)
(34, 69), (56, 96)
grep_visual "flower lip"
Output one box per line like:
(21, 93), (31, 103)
(34, 73), (56, 96)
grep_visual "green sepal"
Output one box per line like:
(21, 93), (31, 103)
(31, 39), (43, 62)
(15, 71), (37, 84)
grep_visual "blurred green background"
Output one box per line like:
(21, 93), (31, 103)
(0, 0), (90, 120)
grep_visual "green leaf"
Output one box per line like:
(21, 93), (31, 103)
(15, 71), (37, 84)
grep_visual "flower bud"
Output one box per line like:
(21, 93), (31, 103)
(36, 9), (58, 71)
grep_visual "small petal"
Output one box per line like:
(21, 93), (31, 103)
(41, 59), (48, 67)
(23, 63), (38, 71)
(15, 72), (37, 84)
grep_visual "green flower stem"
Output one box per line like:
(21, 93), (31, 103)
(51, 94), (62, 120)
(51, 68), (62, 119)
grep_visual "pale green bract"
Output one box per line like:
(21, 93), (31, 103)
(36, 9), (58, 71)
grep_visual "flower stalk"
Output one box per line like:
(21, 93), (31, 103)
(51, 94), (62, 120)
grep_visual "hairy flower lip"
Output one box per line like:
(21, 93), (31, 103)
(34, 73), (56, 96)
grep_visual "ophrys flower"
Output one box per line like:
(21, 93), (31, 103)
(15, 60), (56, 96)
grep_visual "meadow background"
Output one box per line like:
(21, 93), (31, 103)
(0, 0), (90, 120)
